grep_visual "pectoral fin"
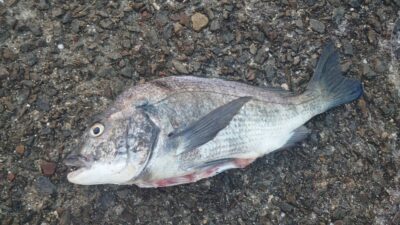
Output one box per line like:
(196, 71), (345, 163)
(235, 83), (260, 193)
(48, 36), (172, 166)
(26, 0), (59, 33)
(169, 96), (251, 155)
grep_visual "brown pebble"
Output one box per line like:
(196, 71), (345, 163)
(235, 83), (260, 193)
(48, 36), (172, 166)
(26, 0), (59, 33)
(16, 145), (25, 155)
(357, 98), (368, 118)
(41, 161), (57, 176)
(191, 12), (209, 31)
(7, 172), (16, 182)
(333, 220), (344, 225)
(246, 70), (256, 81)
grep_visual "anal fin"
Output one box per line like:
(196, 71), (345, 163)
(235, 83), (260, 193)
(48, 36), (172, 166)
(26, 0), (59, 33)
(280, 126), (310, 149)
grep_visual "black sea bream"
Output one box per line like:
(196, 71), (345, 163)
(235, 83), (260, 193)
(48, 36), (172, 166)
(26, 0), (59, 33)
(65, 42), (363, 187)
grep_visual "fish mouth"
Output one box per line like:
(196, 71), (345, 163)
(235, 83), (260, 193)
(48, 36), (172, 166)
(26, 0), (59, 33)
(64, 153), (93, 180)
(64, 153), (92, 168)
(64, 153), (91, 183)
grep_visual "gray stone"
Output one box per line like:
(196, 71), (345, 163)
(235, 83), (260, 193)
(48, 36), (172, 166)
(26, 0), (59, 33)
(0, 68), (9, 80)
(362, 63), (377, 79)
(332, 7), (345, 24)
(255, 48), (267, 64)
(34, 176), (56, 195)
(210, 20), (221, 31)
(342, 40), (353, 56)
(120, 66), (136, 78)
(172, 60), (188, 74)
(36, 96), (50, 111)
(348, 0), (361, 8)
(309, 19), (325, 33)
(62, 12), (72, 24)
(24, 53), (38, 66)
(37, 0), (49, 10)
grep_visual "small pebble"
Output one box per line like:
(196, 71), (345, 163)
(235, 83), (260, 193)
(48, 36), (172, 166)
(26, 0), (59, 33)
(16, 144), (25, 155)
(173, 22), (183, 33)
(0, 67), (9, 80)
(41, 161), (57, 176)
(309, 19), (325, 33)
(249, 43), (257, 55)
(7, 172), (16, 182)
(357, 98), (368, 118)
(172, 60), (188, 74)
(57, 44), (64, 50)
(191, 13), (209, 31)
(281, 83), (289, 90)
(35, 176), (56, 195)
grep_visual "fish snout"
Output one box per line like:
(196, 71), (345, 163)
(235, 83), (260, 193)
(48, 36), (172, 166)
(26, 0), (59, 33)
(64, 153), (93, 168)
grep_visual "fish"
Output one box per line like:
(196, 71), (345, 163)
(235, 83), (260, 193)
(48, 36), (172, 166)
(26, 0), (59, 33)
(64, 42), (363, 187)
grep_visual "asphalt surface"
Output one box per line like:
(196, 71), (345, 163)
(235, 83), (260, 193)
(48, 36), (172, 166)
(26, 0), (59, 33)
(1, 1), (399, 224)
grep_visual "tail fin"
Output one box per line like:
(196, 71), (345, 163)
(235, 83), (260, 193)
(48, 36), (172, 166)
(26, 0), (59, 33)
(306, 42), (363, 110)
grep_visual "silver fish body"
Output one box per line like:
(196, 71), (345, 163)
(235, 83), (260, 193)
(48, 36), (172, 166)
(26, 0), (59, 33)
(65, 42), (363, 187)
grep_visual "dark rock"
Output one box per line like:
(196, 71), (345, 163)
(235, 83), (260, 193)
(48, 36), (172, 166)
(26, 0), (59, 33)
(52, 7), (64, 17)
(0, 25), (10, 44)
(2, 48), (17, 61)
(362, 63), (377, 79)
(98, 192), (115, 209)
(21, 80), (33, 87)
(223, 32), (235, 43)
(309, 19), (325, 33)
(172, 60), (188, 74)
(210, 20), (221, 31)
(99, 66), (116, 77)
(71, 20), (81, 33)
(100, 19), (113, 29)
(37, 0), (49, 10)
(333, 220), (344, 225)
(255, 48), (268, 64)
(120, 65), (136, 78)
(348, 0), (361, 8)
(30, 24), (43, 36)
(372, 58), (387, 73)
(59, 209), (71, 225)
(24, 53), (38, 66)
(342, 40), (353, 56)
(62, 12), (73, 24)
(0, 68), (9, 80)
(36, 96), (50, 111)
(332, 7), (345, 24)
(34, 176), (56, 195)
(305, 0), (317, 6)
(20, 42), (36, 53)
(295, 19), (304, 28)
(16, 88), (30, 105)
(367, 29), (378, 45)
(264, 64), (276, 79)
(252, 31), (265, 43)
(395, 48), (400, 60)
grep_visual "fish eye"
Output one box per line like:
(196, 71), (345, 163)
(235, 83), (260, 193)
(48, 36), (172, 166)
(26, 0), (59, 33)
(90, 123), (104, 137)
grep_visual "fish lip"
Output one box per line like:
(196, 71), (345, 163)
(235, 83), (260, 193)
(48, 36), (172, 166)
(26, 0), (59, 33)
(67, 167), (88, 183)
(64, 153), (92, 168)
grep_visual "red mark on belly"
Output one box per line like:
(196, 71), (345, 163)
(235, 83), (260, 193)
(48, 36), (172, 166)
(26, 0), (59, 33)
(149, 158), (257, 187)
(234, 158), (256, 168)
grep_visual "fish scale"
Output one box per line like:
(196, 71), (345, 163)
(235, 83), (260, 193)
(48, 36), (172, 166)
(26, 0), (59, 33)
(184, 100), (312, 164)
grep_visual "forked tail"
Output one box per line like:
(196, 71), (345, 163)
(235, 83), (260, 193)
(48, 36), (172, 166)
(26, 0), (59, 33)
(306, 42), (363, 111)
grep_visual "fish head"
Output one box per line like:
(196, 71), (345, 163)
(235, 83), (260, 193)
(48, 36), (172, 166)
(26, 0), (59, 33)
(65, 109), (158, 185)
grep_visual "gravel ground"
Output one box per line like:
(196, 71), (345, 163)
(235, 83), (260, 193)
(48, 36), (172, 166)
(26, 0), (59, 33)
(1, 0), (400, 224)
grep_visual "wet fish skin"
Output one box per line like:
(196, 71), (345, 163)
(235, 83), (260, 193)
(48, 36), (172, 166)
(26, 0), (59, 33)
(66, 42), (363, 187)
